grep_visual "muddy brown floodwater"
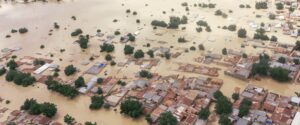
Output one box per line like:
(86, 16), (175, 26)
(1, 0), (300, 124)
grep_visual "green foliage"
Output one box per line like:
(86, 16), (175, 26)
(219, 115), (232, 125)
(168, 16), (181, 29)
(255, 2), (268, 9)
(64, 65), (77, 76)
(293, 59), (299, 65)
(75, 76), (85, 88)
(158, 111), (178, 125)
(231, 93), (239, 102)
(120, 99), (143, 118)
(164, 52), (171, 60)
(151, 20), (168, 27)
(276, 3), (284, 10)
(294, 41), (300, 51)
(64, 114), (75, 125)
(270, 67), (290, 82)
(213, 90), (224, 100)
(124, 45), (135, 55)
(251, 54), (270, 76)
(0, 67), (7, 76)
(79, 36), (89, 49)
(145, 114), (152, 124)
(5, 70), (36, 87)
(198, 108), (210, 120)
(134, 50), (145, 59)
(277, 57), (286, 64)
(139, 70), (152, 78)
(147, 50), (154, 58)
(196, 20), (208, 27)
(21, 98), (57, 118)
(238, 98), (252, 117)
(100, 43), (115, 53)
(33, 59), (45, 66)
(6, 59), (18, 70)
(19, 28), (28, 34)
(71, 29), (83, 36)
(222, 48), (227, 55)
(85, 121), (97, 125)
(215, 96), (233, 115)
(89, 96), (104, 110)
(97, 87), (103, 95)
(45, 76), (79, 99)
(97, 78), (103, 84)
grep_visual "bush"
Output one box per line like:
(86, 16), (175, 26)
(64, 65), (77, 76)
(238, 28), (247, 38)
(100, 43), (115, 53)
(105, 54), (112, 61)
(19, 28), (28, 34)
(151, 20), (168, 27)
(134, 50), (144, 59)
(71, 29), (83, 36)
(120, 99), (143, 118)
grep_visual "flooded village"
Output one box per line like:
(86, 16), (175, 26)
(2, 0), (300, 125)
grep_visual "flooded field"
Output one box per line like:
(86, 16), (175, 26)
(1, 0), (300, 124)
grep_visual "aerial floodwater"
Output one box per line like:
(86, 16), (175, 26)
(1, 0), (300, 125)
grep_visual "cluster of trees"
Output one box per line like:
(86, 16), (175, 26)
(255, 2), (268, 9)
(45, 76), (79, 99)
(151, 20), (168, 27)
(71, 28), (83, 36)
(19, 28), (28, 34)
(64, 65), (77, 76)
(238, 99), (252, 117)
(120, 99), (143, 118)
(237, 28), (247, 38)
(168, 16), (188, 29)
(78, 35), (89, 49)
(196, 20), (211, 32)
(89, 95), (104, 109)
(213, 91), (233, 125)
(21, 98), (57, 118)
(139, 70), (152, 78)
(198, 108), (210, 120)
(253, 28), (269, 41)
(100, 43), (115, 53)
(64, 114), (76, 125)
(157, 111), (178, 125)
(5, 70), (36, 87)
(198, 3), (216, 8)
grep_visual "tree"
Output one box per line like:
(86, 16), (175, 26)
(85, 122), (97, 125)
(168, 16), (181, 29)
(213, 90), (224, 100)
(100, 43), (115, 53)
(151, 20), (168, 27)
(227, 25), (236, 31)
(79, 36), (89, 49)
(145, 114), (152, 124)
(105, 54), (112, 61)
(164, 52), (171, 60)
(120, 99), (143, 118)
(0, 67), (7, 76)
(222, 48), (227, 55)
(270, 67), (290, 82)
(215, 96), (233, 115)
(71, 29), (82, 36)
(147, 50), (154, 58)
(276, 3), (284, 10)
(139, 70), (152, 78)
(75, 76), (85, 88)
(64, 114), (75, 125)
(158, 111), (178, 125)
(19, 28), (28, 34)
(124, 45), (135, 55)
(5, 70), (17, 82)
(238, 99), (252, 117)
(231, 93), (239, 102)
(269, 13), (276, 20)
(40, 102), (57, 118)
(97, 87), (103, 95)
(255, 2), (268, 9)
(198, 108), (210, 120)
(198, 44), (205, 50)
(238, 28), (247, 38)
(97, 78), (103, 84)
(6, 59), (18, 70)
(294, 41), (300, 51)
(45, 77), (79, 99)
(252, 55), (270, 76)
(134, 50), (144, 59)
(89, 96), (104, 110)
(33, 59), (45, 66)
(294, 59), (299, 65)
(64, 65), (76, 76)
(242, 53), (248, 58)
(219, 115), (232, 125)
(270, 35), (278, 42)
(277, 57), (286, 64)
